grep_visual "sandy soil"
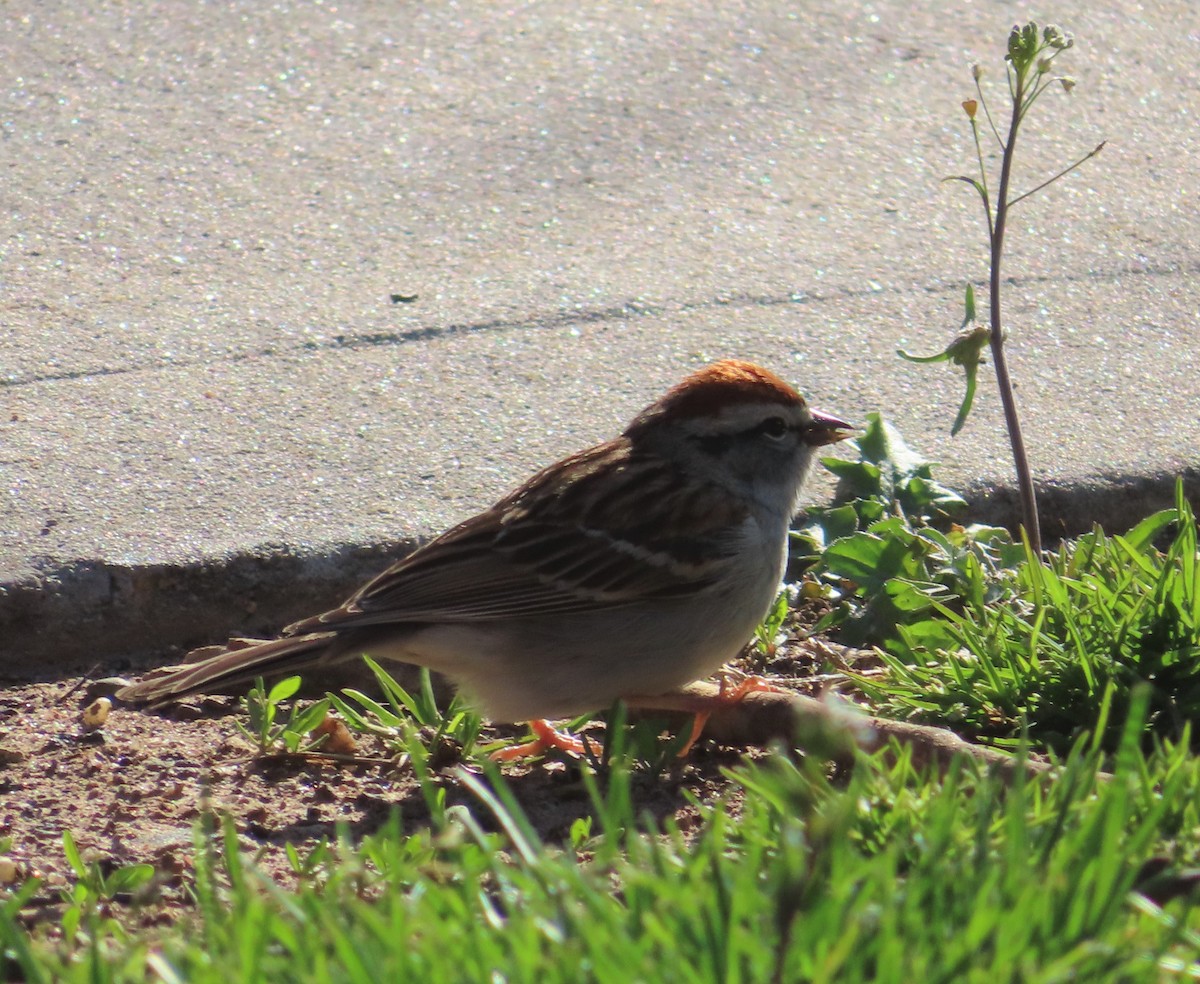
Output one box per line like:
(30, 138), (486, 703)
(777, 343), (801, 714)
(0, 639), (833, 932)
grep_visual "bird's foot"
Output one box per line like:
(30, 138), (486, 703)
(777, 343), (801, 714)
(490, 719), (599, 762)
(678, 670), (788, 756)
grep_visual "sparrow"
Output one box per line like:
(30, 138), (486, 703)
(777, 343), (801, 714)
(118, 360), (852, 757)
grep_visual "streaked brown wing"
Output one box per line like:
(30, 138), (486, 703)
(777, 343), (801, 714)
(286, 440), (748, 633)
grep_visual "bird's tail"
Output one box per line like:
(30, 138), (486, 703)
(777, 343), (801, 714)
(116, 632), (339, 706)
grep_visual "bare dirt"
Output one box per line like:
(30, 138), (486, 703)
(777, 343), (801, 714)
(0, 639), (837, 933)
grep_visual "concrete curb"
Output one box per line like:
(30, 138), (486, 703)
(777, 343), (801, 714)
(0, 540), (408, 681)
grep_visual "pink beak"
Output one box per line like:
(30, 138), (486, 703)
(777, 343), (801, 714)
(804, 409), (855, 447)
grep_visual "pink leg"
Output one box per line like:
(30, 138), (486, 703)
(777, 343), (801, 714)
(490, 719), (600, 762)
(676, 673), (788, 757)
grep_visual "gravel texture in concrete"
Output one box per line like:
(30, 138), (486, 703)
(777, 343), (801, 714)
(2, 1), (1197, 671)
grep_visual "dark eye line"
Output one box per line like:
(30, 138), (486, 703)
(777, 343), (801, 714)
(753, 416), (791, 439)
(688, 417), (794, 455)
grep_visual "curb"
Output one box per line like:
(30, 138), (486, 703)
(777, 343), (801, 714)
(0, 541), (409, 681)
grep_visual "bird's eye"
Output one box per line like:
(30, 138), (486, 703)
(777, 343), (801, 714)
(759, 416), (789, 440)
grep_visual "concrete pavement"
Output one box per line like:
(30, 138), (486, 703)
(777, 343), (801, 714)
(2, 1), (1198, 673)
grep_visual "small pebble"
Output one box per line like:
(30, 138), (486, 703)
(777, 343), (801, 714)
(312, 714), (357, 755)
(82, 698), (112, 730)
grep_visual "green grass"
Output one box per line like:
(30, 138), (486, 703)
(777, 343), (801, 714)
(5, 703), (1199, 981)
(855, 484), (1200, 754)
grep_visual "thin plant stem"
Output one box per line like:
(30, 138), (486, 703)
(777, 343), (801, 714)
(989, 66), (1042, 553)
(969, 119), (995, 240)
(1009, 142), (1106, 209)
(1019, 76), (1060, 117)
(975, 77), (1004, 149)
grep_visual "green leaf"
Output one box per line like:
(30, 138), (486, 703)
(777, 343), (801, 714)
(61, 829), (85, 879)
(1120, 508), (1177, 552)
(897, 347), (952, 364)
(267, 676), (302, 704)
(336, 688), (407, 729)
(898, 282), (990, 437)
(365, 656), (427, 723)
(821, 529), (926, 595)
(856, 413), (924, 474)
(822, 455), (881, 482)
(285, 698), (334, 751)
(941, 174), (988, 201)
(950, 357), (978, 436)
(106, 863), (156, 894)
(903, 474), (968, 513)
(812, 415), (966, 537)
(796, 504), (861, 552)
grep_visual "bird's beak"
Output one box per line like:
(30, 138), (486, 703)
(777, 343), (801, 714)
(804, 409), (855, 447)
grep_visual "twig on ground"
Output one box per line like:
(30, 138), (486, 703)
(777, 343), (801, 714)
(629, 681), (1057, 779)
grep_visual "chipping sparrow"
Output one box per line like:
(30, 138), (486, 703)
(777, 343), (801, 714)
(118, 360), (851, 755)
